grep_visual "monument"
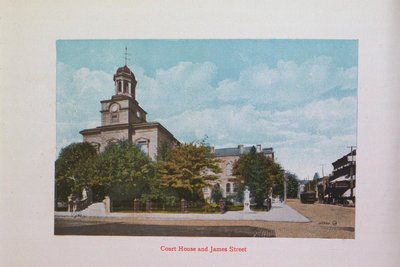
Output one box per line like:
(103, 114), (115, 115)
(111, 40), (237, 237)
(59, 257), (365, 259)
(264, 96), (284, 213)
(243, 186), (251, 212)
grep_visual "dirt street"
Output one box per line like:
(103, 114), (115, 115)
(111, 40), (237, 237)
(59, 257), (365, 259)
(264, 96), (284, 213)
(55, 199), (355, 238)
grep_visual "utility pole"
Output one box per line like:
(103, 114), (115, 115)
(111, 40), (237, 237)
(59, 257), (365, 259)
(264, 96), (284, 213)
(347, 146), (357, 200)
(283, 172), (288, 204)
(320, 164), (325, 177)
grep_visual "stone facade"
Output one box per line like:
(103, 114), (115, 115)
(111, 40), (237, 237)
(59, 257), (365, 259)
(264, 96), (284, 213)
(80, 65), (178, 159)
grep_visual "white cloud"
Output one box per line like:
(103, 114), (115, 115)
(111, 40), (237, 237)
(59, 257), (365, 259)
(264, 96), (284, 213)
(56, 62), (113, 153)
(216, 56), (357, 106)
(158, 96), (356, 178)
(335, 66), (358, 90)
(136, 61), (218, 118)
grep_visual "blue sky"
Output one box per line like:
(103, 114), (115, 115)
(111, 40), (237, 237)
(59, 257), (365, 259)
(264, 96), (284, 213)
(57, 39), (358, 179)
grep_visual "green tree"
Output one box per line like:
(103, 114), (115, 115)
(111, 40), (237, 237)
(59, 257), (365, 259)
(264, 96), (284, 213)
(157, 141), (173, 161)
(233, 146), (284, 207)
(286, 172), (300, 198)
(159, 143), (222, 202)
(210, 184), (224, 203)
(93, 140), (157, 202)
(55, 142), (97, 201)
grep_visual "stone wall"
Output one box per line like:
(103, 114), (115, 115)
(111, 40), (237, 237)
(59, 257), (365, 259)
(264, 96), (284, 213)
(83, 128), (129, 152)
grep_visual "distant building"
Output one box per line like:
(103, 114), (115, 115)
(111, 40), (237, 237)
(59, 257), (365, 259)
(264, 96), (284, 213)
(203, 145), (274, 200)
(80, 64), (179, 160)
(325, 149), (356, 204)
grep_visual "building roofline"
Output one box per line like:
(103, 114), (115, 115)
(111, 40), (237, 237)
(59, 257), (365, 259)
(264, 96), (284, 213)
(80, 121), (180, 144)
(133, 122), (180, 144)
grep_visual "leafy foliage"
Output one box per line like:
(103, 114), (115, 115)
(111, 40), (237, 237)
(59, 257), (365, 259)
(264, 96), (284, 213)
(55, 142), (97, 201)
(233, 146), (284, 207)
(93, 140), (157, 201)
(157, 141), (173, 161)
(159, 143), (222, 202)
(286, 172), (300, 198)
(210, 184), (224, 203)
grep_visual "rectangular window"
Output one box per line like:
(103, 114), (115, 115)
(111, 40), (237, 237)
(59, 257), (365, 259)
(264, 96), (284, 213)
(111, 113), (119, 122)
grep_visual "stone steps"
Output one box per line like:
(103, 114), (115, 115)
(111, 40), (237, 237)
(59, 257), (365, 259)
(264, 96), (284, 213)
(80, 202), (107, 216)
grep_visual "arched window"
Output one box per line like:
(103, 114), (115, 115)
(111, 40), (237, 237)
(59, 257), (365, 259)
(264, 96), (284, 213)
(233, 183), (238, 193)
(226, 183), (231, 193)
(118, 81), (122, 92)
(225, 162), (233, 175)
(90, 142), (100, 153)
(123, 81), (129, 93)
(135, 138), (149, 156)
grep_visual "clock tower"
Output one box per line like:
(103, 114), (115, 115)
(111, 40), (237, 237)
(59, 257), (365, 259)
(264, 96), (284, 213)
(100, 65), (147, 126)
(80, 59), (179, 159)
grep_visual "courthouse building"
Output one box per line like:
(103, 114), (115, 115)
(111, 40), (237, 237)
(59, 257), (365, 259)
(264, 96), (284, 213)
(80, 64), (179, 160)
(79, 61), (274, 201)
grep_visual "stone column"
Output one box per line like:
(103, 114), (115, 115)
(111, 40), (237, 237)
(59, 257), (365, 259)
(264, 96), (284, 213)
(103, 196), (111, 214)
(67, 195), (73, 212)
(243, 187), (251, 212)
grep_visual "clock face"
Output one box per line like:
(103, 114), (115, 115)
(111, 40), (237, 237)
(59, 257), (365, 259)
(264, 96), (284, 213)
(110, 104), (118, 112)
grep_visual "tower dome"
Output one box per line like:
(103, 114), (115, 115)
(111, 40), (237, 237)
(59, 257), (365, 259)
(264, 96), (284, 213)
(115, 65), (136, 79)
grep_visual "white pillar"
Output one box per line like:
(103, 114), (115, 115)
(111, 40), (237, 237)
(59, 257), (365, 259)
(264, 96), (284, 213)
(103, 196), (111, 214)
(67, 195), (73, 212)
(121, 80), (124, 93)
(128, 81), (131, 95)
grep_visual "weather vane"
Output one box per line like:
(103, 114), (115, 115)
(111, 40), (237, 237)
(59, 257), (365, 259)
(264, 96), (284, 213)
(124, 46), (130, 66)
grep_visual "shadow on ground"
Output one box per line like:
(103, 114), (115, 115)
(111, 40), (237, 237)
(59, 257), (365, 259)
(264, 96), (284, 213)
(55, 222), (276, 237)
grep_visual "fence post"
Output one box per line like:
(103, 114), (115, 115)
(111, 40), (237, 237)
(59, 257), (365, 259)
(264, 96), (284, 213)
(133, 198), (140, 212)
(181, 198), (187, 213)
(219, 199), (225, 214)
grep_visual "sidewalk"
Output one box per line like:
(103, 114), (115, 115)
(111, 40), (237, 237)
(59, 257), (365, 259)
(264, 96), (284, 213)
(55, 202), (310, 223)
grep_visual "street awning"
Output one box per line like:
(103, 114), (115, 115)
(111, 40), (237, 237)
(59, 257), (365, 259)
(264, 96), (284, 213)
(330, 175), (351, 183)
(342, 188), (356, 197)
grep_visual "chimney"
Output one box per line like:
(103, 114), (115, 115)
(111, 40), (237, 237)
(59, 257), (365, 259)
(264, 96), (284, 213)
(238, 144), (244, 154)
(256, 144), (262, 153)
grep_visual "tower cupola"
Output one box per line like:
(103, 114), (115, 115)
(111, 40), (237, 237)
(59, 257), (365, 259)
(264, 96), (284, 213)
(113, 65), (137, 99)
